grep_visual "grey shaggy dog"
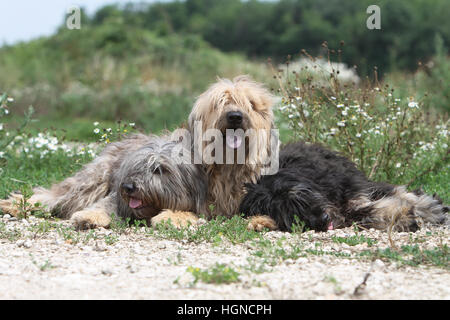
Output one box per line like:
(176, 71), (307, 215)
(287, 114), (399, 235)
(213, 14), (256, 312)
(0, 134), (207, 229)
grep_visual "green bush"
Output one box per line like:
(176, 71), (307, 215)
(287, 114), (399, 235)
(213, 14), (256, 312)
(0, 20), (269, 136)
(273, 49), (449, 188)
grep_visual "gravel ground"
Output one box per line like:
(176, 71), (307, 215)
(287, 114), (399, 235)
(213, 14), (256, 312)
(0, 213), (448, 300)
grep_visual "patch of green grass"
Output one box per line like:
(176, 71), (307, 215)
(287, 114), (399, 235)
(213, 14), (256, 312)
(0, 221), (22, 241)
(332, 234), (377, 247)
(55, 225), (99, 245)
(149, 215), (264, 245)
(305, 248), (352, 258)
(109, 215), (132, 235)
(30, 254), (55, 272)
(359, 244), (449, 269)
(104, 233), (119, 245)
(250, 238), (303, 267)
(186, 263), (240, 285)
(0, 151), (93, 200)
(28, 220), (59, 235)
(408, 168), (450, 204)
(323, 275), (343, 294)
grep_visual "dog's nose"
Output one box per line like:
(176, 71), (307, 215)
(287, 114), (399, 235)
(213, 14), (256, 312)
(226, 111), (243, 125)
(122, 183), (135, 194)
(321, 213), (330, 223)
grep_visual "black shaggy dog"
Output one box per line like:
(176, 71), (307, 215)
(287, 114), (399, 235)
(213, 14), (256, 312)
(240, 141), (449, 232)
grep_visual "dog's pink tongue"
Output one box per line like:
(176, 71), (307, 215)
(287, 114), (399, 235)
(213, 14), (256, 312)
(328, 221), (334, 230)
(129, 198), (142, 209)
(226, 135), (242, 149)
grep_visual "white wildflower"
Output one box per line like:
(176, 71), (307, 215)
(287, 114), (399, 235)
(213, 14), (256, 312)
(94, 128), (100, 134)
(408, 101), (419, 108)
(329, 128), (338, 135)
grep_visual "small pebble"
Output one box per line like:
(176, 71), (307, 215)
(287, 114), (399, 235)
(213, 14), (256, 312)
(94, 242), (107, 252)
(296, 257), (309, 264)
(16, 240), (25, 247)
(101, 269), (113, 276)
(23, 240), (33, 248)
(373, 259), (385, 269)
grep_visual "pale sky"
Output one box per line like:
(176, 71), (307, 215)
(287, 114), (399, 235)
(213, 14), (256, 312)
(0, 0), (165, 45)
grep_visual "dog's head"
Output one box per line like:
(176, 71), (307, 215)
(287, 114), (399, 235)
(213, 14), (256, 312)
(188, 76), (276, 168)
(115, 139), (207, 221)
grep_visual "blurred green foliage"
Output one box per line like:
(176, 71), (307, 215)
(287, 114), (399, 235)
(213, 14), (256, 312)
(89, 0), (450, 75)
(0, 16), (268, 133)
(0, 0), (448, 137)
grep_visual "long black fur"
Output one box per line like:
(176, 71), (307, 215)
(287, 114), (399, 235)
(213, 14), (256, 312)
(240, 141), (448, 232)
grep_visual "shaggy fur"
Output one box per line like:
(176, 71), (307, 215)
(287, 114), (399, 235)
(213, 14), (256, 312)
(188, 75), (276, 218)
(0, 134), (208, 229)
(240, 141), (449, 232)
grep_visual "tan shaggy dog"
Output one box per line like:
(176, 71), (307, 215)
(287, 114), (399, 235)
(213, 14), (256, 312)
(184, 75), (278, 228)
(152, 76), (280, 229)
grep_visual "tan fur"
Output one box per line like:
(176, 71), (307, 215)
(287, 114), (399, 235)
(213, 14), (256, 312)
(188, 76), (275, 218)
(247, 215), (278, 231)
(0, 193), (34, 217)
(70, 209), (112, 230)
(151, 209), (199, 228)
(348, 186), (446, 231)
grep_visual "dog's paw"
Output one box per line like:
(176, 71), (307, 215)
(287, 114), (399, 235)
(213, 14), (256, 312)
(247, 215), (278, 231)
(70, 209), (111, 229)
(151, 210), (199, 229)
(0, 193), (26, 217)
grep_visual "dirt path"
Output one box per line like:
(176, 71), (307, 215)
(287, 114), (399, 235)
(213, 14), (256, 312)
(0, 214), (448, 300)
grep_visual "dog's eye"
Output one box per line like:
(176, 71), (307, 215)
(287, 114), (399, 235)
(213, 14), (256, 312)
(250, 100), (257, 110)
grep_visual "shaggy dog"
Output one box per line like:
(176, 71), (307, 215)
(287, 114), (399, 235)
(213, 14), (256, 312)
(0, 134), (207, 229)
(240, 141), (449, 232)
(186, 75), (277, 221)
